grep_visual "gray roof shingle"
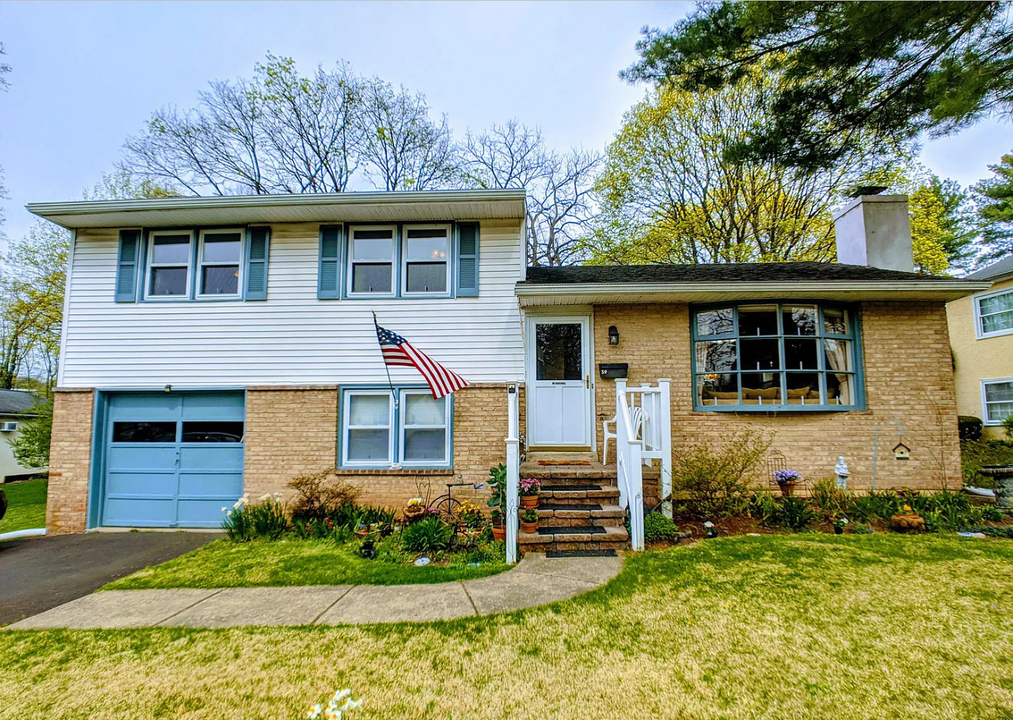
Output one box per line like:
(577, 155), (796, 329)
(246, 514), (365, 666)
(521, 262), (968, 285)
(966, 256), (1013, 281)
(0, 390), (44, 416)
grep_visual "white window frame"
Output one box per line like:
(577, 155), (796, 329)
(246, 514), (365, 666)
(145, 230), (194, 300)
(981, 377), (1013, 426)
(196, 228), (244, 299)
(398, 389), (451, 467)
(341, 390), (395, 467)
(974, 287), (1013, 339)
(401, 224), (452, 298)
(346, 225), (397, 298)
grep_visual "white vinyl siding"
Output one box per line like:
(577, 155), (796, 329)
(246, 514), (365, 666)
(59, 220), (525, 387)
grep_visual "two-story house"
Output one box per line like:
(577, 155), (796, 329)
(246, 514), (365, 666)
(947, 256), (1013, 438)
(30, 190), (986, 548)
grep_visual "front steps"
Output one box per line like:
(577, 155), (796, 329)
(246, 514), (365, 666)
(517, 468), (629, 553)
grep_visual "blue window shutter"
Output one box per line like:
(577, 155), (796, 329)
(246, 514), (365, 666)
(115, 230), (141, 302)
(318, 225), (342, 299)
(244, 227), (270, 300)
(456, 222), (479, 297)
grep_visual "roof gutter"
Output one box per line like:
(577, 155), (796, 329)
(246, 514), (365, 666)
(26, 189), (528, 220)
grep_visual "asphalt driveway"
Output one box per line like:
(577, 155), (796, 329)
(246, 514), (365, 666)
(0, 532), (216, 626)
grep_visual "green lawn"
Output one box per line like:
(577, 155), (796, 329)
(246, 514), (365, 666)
(4, 534), (1013, 719)
(104, 537), (510, 589)
(0, 479), (46, 535)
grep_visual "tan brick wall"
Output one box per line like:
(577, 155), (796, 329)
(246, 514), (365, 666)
(244, 384), (519, 511)
(46, 390), (95, 535)
(594, 302), (962, 492)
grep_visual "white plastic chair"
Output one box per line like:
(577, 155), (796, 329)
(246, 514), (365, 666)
(602, 406), (644, 466)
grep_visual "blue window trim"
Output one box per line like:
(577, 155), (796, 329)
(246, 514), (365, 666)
(338, 221), (471, 301)
(135, 226), (253, 304)
(690, 301), (866, 412)
(318, 224), (344, 299)
(338, 385), (454, 470)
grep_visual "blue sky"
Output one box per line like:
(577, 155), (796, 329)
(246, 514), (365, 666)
(1, 0), (1010, 245)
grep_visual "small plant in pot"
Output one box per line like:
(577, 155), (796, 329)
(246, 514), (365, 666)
(490, 508), (506, 541)
(520, 508), (539, 534)
(487, 464), (508, 540)
(519, 478), (541, 509)
(833, 516), (849, 534)
(773, 469), (801, 497)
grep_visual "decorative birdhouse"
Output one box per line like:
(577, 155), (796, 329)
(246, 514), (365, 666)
(893, 441), (911, 461)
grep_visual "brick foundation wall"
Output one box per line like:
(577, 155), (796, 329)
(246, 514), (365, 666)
(594, 302), (962, 492)
(46, 390), (95, 535)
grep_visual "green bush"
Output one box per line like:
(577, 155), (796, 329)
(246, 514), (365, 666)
(850, 523), (873, 535)
(401, 516), (454, 554)
(748, 491), (780, 527)
(776, 496), (817, 530)
(961, 438), (1013, 489)
(982, 506), (1005, 522)
(809, 477), (854, 518)
(850, 491), (904, 523)
(644, 512), (679, 542)
(223, 498), (288, 542)
(973, 525), (1013, 539)
(671, 429), (773, 516)
(958, 416), (983, 441)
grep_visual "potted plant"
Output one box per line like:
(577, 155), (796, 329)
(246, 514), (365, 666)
(519, 478), (541, 509)
(833, 516), (848, 535)
(487, 464), (508, 540)
(520, 508), (539, 534)
(773, 469), (801, 497)
(403, 497), (426, 523)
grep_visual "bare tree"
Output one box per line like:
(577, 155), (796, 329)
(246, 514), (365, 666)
(458, 121), (602, 266)
(355, 79), (457, 191)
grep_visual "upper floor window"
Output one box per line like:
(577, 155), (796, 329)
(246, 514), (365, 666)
(975, 288), (1013, 339)
(348, 226), (396, 296)
(692, 303), (863, 411)
(197, 230), (243, 297)
(146, 231), (193, 299)
(403, 226), (450, 295)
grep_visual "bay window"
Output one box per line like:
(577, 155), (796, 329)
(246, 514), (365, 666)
(341, 388), (451, 468)
(692, 303), (862, 411)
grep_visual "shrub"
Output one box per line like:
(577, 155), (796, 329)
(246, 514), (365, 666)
(644, 512), (678, 542)
(671, 429), (773, 516)
(850, 523), (873, 535)
(1004, 415), (1013, 442)
(809, 477), (854, 518)
(850, 490), (904, 523)
(223, 496), (288, 541)
(958, 416), (983, 441)
(288, 468), (362, 522)
(982, 505), (1004, 522)
(911, 490), (973, 530)
(961, 438), (1013, 489)
(777, 496), (817, 530)
(401, 516), (454, 554)
(974, 525), (1013, 539)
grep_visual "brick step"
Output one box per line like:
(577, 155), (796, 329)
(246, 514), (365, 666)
(542, 486), (620, 505)
(530, 504), (625, 528)
(518, 524), (629, 554)
(520, 466), (616, 481)
(536, 476), (617, 489)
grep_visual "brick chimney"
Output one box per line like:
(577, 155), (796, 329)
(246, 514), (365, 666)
(833, 192), (914, 273)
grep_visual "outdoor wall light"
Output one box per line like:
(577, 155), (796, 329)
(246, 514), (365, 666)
(163, 384), (172, 393)
(608, 325), (620, 346)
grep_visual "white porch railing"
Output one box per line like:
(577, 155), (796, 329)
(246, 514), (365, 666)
(615, 378), (673, 551)
(505, 383), (520, 564)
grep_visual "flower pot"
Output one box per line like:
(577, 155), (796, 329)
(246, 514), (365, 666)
(491, 525), (506, 541)
(778, 482), (796, 498)
(890, 512), (925, 533)
(520, 520), (538, 534)
(520, 494), (539, 509)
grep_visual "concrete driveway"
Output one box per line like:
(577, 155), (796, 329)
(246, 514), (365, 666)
(0, 532), (216, 626)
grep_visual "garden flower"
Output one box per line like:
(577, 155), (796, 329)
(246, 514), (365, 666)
(307, 703), (322, 719)
(324, 709), (341, 720)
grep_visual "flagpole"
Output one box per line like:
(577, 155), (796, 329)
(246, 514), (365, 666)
(373, 311), (399, 410)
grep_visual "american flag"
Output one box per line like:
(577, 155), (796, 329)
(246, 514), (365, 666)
(375, 322), (468, 399)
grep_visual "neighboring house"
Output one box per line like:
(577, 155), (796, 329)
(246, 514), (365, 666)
(29, 190), (986, 546)
(947, 256), (1013, 438)
(0, 389), (46, 482)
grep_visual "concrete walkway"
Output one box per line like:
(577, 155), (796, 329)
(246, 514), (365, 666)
(6, 553), (622, 629)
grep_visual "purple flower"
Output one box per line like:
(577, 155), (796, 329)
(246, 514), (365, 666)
(774, 469), (802, 484)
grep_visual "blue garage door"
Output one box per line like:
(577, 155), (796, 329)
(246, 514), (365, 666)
(102, 392), (245, 528)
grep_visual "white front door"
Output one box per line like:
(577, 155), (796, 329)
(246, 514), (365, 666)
(527, 315), (592, 448)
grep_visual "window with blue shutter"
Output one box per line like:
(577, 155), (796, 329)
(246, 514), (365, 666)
(318, 225), (342, 299)
(456, 222), (479, 297)
(244, 227), (270, 300)
(115, 229), (142, 302)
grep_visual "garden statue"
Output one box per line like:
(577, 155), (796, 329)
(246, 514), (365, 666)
(835, 456), (850, 490)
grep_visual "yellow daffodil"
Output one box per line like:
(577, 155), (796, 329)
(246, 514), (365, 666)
(307, 703), (322, 719)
